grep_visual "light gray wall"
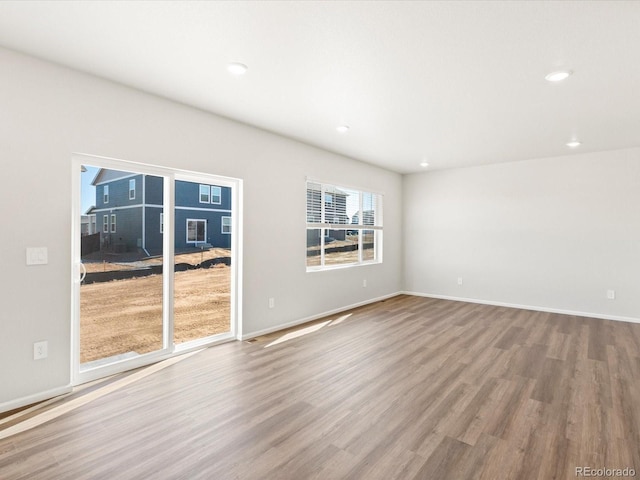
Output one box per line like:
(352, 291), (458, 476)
(403, 148), (640, 320)
(0, 47), (403, 408)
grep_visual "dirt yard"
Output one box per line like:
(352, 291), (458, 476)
(306, 233), (375, 267)
(80, 249), (231, 364)
(82, 248), (231, 272)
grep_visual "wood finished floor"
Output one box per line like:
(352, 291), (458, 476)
(1, 295), (639, 479)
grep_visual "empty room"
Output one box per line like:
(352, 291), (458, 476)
(1, 1), (639, 479)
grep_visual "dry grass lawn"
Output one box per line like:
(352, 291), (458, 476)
(306, 234), (375, 267)
(80, 250), (231, 364)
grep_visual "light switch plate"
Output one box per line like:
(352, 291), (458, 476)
(26, 247), (48, 265)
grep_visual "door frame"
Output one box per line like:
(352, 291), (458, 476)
(71, 153), (242, 385)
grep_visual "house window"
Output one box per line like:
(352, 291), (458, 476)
(129, 179), (136, 200)
(103, 185), (109, 204)
(199, 185), (210, 203)
(306, 181), (383, 270)
(110, 214), (117, 233)
(103, 215), (109, 233)
(200, 184), (222, 204)
(160, 212), (164, 234)
(211, 186), (222, 204)
(187, 219), (206, 243)
(221, 216), (231, 234)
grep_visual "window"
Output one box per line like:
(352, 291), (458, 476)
(221, 216), (231, 234)
(129, 179), (135, 200)
(187, 219), (206, 243)
(103, 185), (109, 204)
(199, 185), (210, 203)
(160, 212), (164, 234)
(110, 214), (116, 233)
(200, 184), (222, 204)
(211, 186), (222, 204)
(103, 215), (109, 233)
(306, 181), (382, 270)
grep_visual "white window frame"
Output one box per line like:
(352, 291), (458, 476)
(129, 178), (136, 200)
(103, 214), (109, 233)
(199, 185), (210, 204)
(211, 186), (222, 205)
(103, 185), (109, 204)
(110, 214), (116, 233)
(306, 180), (383, 271)
(186, 218), (206, 243)
(221, 216), (231, 234)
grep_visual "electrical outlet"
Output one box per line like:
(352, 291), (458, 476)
(34, 341), (48, 360)
(607, 290), (615, 300)
(268, 298), (275, 309)
(363, 279), (367, 288)
(457, 277), (463, 286)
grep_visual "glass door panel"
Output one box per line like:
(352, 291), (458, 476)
(78, 163), (166, 370)
(173, 180), (232, 344)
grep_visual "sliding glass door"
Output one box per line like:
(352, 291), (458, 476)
(72, 155), (240, 384)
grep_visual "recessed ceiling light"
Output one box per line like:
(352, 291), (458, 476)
(420, 161), (429, 168)
(227, 62), (248, 75)
(336, 125), (350, 134)
(545, 70), (572, 82)
(566, 140), (582, 148)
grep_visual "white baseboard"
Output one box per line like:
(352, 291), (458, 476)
(403, 291), (640, 325)
(0, 384), (72, 415)
(241, 291), (402, 340)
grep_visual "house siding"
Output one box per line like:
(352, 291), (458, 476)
(95, 173), (143, 209)
(144, 206), (164, 255)
(174, 209), (231, 250)
(173, 180), (232, 250)
(175, 180), (232, 210)
(96, 207), (143, 252)
(145, 175), (164, 206)
(91, 171), (231, 255)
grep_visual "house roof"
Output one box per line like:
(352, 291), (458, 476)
(91, 168), (135, 186)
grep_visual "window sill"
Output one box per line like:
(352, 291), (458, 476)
(306, 260), (381, 273)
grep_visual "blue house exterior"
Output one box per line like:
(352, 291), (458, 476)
(173, 179), (232, 251)
(91, 169), (231, 257)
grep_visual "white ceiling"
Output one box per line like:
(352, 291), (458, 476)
(0, 1), (639, 173)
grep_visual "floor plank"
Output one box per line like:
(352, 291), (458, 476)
(1, 295), (639, 479)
